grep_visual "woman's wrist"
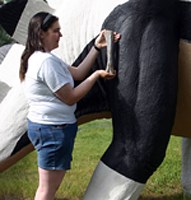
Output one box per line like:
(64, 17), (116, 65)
(93, 43), (101, 52)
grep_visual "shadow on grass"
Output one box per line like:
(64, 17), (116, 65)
(0, 196), (26, 200)
(0, 193), (184, 200)
(55, 198), (81, 200)
(139, 192), (183, 200)
(52, 193), (185, 200)
(54, 193), (184, 200)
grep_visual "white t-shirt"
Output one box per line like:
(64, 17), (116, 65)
(24, 51), (77, 124)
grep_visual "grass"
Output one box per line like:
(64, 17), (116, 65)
(0, 119), (183, 200)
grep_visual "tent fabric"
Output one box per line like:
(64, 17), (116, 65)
(0, 0), (54, 45)
(0, 43), (12, 64)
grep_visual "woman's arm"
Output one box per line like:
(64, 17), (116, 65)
(55, 70), (115, 105)
(68, 46), (100, 81)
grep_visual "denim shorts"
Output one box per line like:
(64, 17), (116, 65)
(27, 120), (78, 170)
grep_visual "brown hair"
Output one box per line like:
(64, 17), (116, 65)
(19, 12), (58, 81)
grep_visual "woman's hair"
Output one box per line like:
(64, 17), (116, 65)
(19, 12), (58, 81)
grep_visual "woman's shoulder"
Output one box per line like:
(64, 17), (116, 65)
(31, 51), (68, 69)
(31, 51), (54, 60)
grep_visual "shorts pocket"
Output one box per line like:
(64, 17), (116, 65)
(28, 127), (42, 151)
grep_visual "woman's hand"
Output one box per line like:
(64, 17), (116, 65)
(94, 29), (121, 49)
(96, 69), (116, 79)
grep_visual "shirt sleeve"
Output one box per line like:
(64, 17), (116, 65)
(38, 56), (73, 92)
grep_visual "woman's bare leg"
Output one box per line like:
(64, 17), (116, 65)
(34, 167), (65, 200)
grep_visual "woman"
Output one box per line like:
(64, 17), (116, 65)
(19, 12), (120, 200)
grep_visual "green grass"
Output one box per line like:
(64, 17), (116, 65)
(0, 119), (183, 200)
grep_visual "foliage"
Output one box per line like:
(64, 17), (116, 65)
(0, 25), (14, 47)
